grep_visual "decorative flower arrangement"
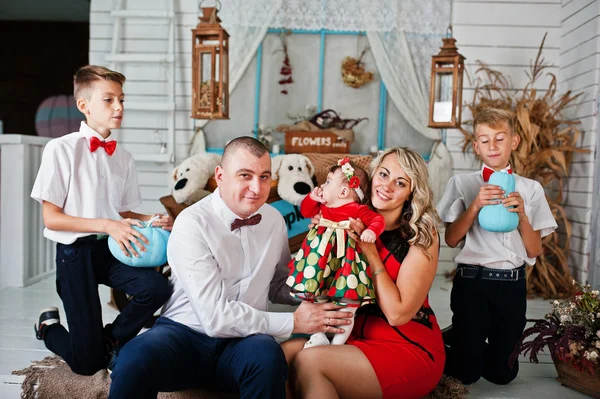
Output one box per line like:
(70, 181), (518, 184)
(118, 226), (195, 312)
(341, 48), (374, 89)
(278, 32), (293, 95)
(255, 124), (274, 151)
(512, 280), (600, 375)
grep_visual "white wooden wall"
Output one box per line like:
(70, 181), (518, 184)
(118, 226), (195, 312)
(90, 0), (197, 215)
(439, 0), (563, 275)
(557, 0), (599, 283)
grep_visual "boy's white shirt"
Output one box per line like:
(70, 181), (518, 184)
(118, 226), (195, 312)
(31, 121), (142, 245)
(436, 164), (557, 269)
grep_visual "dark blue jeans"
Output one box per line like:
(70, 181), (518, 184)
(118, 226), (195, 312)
(44, 236), (172, 375)
(108, 317), (287, 399)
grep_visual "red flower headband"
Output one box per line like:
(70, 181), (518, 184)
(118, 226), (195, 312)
(337, 157), (364, 200)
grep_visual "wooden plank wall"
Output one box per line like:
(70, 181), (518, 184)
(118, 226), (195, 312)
(558, 0), (599, 283)
(90, 0), (199, 215)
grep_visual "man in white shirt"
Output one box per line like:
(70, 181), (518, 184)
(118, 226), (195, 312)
(109, 137), (353, 399)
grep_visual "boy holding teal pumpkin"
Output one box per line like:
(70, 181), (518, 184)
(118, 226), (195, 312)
(437, 108), (557, 385)
(30, 65), (173, 375)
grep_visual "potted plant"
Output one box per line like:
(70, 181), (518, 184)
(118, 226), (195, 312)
(511, 281), (600, 398)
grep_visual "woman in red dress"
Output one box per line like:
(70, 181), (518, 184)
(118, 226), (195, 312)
(283, 147), (445, 399)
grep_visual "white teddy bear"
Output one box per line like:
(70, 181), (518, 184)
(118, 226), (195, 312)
(271, 154), (315, 206)
(171, 153), (221, 204)
(170, 152), (315, 207)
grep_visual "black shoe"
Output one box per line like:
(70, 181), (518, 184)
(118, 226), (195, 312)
(34, 307), (60, 340)
(105, 337), (121, 374)
(442, 324), (454, 346)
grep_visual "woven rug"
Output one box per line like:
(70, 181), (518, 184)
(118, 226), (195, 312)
(13, 356), (467, 399)
(12, 356), (236, 399)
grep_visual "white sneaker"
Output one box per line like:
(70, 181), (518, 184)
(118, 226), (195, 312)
(303, 332), (330, 349)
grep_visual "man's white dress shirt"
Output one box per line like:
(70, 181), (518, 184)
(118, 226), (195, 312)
(161, 188), (296, 338)
(437, 166), (557, 270)
(30, 122), (142, 244)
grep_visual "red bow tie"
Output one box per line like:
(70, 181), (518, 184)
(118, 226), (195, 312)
(482, 166), (512, 182)
(90, 136), (117, 156)
(231, 214), (262, 231)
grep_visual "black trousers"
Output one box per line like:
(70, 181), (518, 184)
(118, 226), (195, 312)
(44, 236), (172, 375)
(444, 265), (527, 385)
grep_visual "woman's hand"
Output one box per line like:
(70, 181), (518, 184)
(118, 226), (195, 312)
(349, 217), (366, 235)
(347, 218), (378, 257)
(308, 213), (322, 229)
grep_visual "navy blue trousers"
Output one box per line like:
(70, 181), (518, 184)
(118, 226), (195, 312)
(44, 236), (172, 375)
(108, 317), (287, 399)
(444, 266), (527, 385)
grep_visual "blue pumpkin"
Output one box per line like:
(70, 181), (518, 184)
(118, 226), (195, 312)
(478, 171), (519, 233)
(108, 222), (170, 267)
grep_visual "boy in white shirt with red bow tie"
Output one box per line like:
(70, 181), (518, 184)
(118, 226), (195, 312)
(437, 108), (557, 386)
(30, 65), (173, 375)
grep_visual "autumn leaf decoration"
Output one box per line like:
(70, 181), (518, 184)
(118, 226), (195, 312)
(278, 32), (293, 94)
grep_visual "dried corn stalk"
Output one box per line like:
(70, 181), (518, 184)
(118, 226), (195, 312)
(458, 33), (589, 299)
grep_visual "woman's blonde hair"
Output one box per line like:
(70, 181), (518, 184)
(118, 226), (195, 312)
(370, 147), (440, 256)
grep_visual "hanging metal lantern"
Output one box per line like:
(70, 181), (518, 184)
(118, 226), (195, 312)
(428, 31), (465, 129)
(191, 3), (229, 119)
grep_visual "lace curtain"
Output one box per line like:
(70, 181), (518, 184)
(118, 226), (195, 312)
(366, 0), (453, 204)
(219, 0), (397, 32)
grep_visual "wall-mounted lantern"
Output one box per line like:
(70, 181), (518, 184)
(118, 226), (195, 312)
(191, 4), (229, 119)
(428, 30), (465, 129)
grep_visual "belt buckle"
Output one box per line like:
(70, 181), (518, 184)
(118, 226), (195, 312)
(459, 266), (464, 278)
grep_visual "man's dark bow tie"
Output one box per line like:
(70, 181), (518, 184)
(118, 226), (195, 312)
(231, 214), (262, 231)
(482, 166), (512, 182)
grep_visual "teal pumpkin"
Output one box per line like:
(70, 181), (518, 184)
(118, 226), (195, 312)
(108, 223), (170, 267)
(478, 171), (519, 233)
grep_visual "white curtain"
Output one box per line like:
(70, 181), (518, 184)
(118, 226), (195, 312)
(366, 0), (453, 204)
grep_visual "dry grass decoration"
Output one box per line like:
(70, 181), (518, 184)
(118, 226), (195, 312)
(341, 47), (374, 89)
(458, 33), (589, 299)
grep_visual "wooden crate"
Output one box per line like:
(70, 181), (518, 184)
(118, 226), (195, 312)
(284, 130), (350, 153)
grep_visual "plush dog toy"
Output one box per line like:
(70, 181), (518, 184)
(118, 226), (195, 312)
(171, 153), (221, 204)
(271, 154), (316, 206)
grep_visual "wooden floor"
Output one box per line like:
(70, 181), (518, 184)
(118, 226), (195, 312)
(0, 275), (592, 398)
